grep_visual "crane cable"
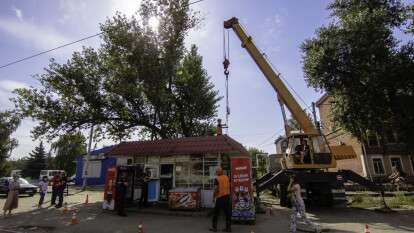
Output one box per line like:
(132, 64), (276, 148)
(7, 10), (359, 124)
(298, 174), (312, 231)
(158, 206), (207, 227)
(223, 28), (230, 133)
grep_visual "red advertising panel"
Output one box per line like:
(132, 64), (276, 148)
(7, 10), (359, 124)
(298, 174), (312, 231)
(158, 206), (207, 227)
(231, 157), (255, 220)
(168, 189), (200, 210)
(102, 166), (117, 210)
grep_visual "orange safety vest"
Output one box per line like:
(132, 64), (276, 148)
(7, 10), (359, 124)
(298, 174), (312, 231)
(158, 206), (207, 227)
(216, 175), (230, 198)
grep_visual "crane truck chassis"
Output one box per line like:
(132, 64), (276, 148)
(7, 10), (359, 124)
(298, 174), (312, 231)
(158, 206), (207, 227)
(255, 169), (383, 207)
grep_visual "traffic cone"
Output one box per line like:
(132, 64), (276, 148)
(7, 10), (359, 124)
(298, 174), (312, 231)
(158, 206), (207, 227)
(138, 222), (144, 233)
(85, 194), (89, 205)
(364, 224), (370, 233)
(71, 210), (78, 225)
(62, 202), (68, 215)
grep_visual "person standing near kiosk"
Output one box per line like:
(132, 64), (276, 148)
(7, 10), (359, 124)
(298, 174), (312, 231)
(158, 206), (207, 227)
(139, 168), (150, 208)
(116, 177), (128, 217)
(210, 167), (231, 232)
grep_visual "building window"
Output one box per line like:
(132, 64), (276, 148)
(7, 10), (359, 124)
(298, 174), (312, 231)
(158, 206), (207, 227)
(372, 158), (385, 175)
(411, 156), (414, 174)
(390, 157), (403, 171)
(82, 161), (101, 178)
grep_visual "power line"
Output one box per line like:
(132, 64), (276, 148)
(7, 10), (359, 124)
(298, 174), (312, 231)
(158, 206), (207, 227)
(0, 33), (103, 69)
(256, 127), (285, 147)
(0, 0), (207, 70)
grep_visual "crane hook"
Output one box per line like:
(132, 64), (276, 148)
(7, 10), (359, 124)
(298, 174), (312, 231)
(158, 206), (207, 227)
(223, 58), (230, 76)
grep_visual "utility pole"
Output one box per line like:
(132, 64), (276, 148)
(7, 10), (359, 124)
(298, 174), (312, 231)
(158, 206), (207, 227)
(82, 125), (94, 190)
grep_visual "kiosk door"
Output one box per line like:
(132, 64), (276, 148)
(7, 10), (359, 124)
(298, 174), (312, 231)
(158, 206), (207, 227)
(160, 164), (174, 201)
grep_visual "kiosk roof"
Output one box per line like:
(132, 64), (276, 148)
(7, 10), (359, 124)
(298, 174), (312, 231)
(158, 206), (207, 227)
(105, 135), (249, 157)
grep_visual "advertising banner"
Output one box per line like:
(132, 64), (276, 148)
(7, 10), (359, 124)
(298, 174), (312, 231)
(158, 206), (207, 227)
(231, 157), (255, 220)
(169, 191), (198, 209)
(102, 166), (117, 210)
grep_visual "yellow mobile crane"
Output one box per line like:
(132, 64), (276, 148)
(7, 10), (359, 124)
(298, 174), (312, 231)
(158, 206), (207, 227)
(224, 17), (383, 207)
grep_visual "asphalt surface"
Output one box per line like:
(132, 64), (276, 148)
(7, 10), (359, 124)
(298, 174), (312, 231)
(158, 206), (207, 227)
(1, 190), (414, 233)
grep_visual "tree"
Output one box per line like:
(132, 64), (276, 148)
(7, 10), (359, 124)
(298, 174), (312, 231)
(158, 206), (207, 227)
(301, 0), (414, 147)
(24, 142), (47, 179)
(51, 133), (86, 175)
(13, 0), (220, 143)
(248, 147), (267, 179)
(0, 111), (20, 177)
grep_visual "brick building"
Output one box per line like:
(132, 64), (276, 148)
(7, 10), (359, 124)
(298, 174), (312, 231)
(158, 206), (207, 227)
(316, 94), (414, 181)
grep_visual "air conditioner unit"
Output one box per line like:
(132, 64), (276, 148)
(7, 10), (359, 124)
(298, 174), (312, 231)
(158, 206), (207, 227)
(145, 165), (159, 179)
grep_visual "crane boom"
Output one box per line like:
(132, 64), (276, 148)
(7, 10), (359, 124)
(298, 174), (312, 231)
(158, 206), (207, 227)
(224, 17), (318, 135)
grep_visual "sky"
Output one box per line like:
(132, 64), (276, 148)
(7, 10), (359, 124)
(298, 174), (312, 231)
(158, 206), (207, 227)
(0, 0), (405, 159)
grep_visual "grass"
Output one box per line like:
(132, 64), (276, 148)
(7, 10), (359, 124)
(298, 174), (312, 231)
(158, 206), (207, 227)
(350, 192), (414, 209)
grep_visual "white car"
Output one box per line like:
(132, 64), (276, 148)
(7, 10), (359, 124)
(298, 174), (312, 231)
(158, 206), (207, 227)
(39, 170), (65, 181)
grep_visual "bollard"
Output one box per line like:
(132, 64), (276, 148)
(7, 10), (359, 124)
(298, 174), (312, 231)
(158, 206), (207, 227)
(85, 194), (89, 205)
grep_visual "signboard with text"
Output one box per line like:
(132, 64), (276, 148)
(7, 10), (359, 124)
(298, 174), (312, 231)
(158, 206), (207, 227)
(230, 157), (255, 221)
(102, 166), (117, 210)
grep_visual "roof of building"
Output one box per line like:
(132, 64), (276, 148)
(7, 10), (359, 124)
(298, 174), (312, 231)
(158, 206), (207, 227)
(105, 135), (249, 157)
(75, 145), (116, 159)
(90, 145), (116, 156)
(315, 93), (329, 107)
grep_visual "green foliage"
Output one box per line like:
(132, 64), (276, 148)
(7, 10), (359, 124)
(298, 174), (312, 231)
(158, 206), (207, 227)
(0, 111), (20, 177)
(350, 193), (380, 208)
(13, 0), (220, 142)
(351, 192), (414, 209)
(301, 0), (414, 147)
(8, 158), (27, 171)
(51, 132), (86, 176)
(23, 142), (47, 179)
(248, 147), (267, 178)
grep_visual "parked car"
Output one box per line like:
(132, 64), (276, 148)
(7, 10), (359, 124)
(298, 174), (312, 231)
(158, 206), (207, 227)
(0, 177), (38, 196)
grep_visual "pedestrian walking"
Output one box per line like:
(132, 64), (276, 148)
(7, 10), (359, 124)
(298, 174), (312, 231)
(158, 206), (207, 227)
(38, 176), (48, 208)
(116, 177), (128, 217)
(288, 175), (320, 233)
(56, 172), (67, 208)
(50, 173), (61, 206)
(3, 174), (20, 217)
(210, 167), (231, 232)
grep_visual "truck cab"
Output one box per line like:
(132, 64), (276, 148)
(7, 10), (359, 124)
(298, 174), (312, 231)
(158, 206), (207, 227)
(280, 132), (336, 170)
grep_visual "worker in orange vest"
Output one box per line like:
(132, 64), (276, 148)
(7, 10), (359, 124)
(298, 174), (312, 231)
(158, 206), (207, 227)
(210, 167), (231, 232)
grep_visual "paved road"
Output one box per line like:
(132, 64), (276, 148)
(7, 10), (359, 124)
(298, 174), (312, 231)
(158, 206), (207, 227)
(1, 190), (414, 233)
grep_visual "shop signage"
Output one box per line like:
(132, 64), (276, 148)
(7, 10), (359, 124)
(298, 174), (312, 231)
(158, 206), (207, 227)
(102, 165), (117, 210)
(230, 158), (255, 220)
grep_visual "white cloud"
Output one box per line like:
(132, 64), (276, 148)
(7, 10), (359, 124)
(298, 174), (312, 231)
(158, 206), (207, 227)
(58, 0), (88, 24)
(12, 6), (23, 21)
(259, 13), (284, 54)
(0, 80), (29, 92)
(0, 17), (73, 54)
(109, 0), (142, 17)
(0, 80), (29, 110)
(10, 119), (41, 159)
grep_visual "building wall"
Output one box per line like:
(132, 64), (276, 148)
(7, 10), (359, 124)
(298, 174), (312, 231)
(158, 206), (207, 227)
(317, 95), (414, 180)
(75, 157), (117, 186)
(317, 96), (365, 176)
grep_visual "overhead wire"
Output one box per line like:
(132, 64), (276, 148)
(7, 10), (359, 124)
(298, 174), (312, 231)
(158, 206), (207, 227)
(255, 127), (285, 148)
(0, 0), (207, 70)
(0, 33), (103, 69)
